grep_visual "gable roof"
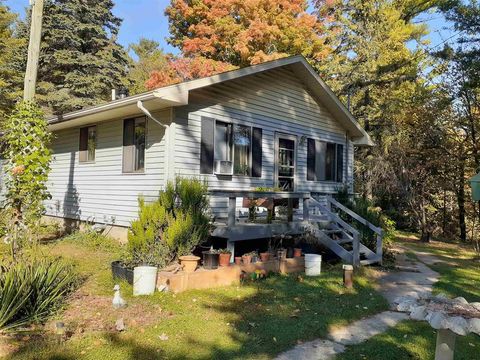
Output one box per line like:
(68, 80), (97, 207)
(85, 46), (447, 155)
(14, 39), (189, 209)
(48, 55), (373, 146)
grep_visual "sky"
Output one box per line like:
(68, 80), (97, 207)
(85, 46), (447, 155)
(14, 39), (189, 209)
(6, 0), (178, 55)
(6, 0), (457, 58)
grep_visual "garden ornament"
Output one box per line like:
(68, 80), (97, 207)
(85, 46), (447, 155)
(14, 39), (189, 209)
(112, 284), (127, 309)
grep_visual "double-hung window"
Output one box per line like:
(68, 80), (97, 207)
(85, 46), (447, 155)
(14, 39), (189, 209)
(79, 125), (96, 162)
(123, 117), (146, 173)
(213, 121), (252, 176)
(307, 138), (344, 182)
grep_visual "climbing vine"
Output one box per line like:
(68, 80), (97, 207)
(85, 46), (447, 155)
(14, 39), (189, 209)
(2, 101), (52, 256)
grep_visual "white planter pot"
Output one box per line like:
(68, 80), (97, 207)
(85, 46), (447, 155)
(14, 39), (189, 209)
(305, 254), (322, 276)
(133, 266), (158, 296)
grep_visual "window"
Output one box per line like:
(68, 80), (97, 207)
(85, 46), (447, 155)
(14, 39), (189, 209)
(307, 138), (344, 182)
(79, 125), (96, 162)
(214, 121), (252, 176)
(123, 117), (146, 173)
(233, 124), (251, 176)
(214, 121), (231, 162)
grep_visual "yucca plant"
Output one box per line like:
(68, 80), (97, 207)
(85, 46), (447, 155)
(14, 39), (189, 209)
(0, 258), (77, 331)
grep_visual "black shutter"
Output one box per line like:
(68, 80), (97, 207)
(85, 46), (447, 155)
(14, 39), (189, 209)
(200, 117), (215, 174)
(251, 127), (262, 177)
(307, 138), (316, 181)
(336, 144), (344, 182)
(123, 119), (135, 173)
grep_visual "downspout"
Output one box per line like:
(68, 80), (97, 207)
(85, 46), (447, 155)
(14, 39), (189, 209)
(137, 100), (171, 182)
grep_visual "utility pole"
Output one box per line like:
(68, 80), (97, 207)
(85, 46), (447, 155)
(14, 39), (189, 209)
(23, 0), (44, 101)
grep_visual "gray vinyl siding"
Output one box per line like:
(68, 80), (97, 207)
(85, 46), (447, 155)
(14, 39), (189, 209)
(44, 110), (169, 226)
(172, 68), (354, 216)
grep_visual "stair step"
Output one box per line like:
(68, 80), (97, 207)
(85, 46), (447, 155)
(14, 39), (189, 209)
(360, 256), (382, 265)
(323, 229), (343, 234)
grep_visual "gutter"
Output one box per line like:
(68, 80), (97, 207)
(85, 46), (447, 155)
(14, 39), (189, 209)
(47, 90), (158, 124)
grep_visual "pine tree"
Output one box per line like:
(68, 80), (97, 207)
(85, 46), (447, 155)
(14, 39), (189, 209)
(0, 1), (23, 121)
(128, 38), (169, 94)
(315, 0), (438, 131)
(15, 0), (131, 115)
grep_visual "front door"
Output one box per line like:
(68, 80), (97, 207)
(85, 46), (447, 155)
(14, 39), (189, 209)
(275, 134), (296, 191)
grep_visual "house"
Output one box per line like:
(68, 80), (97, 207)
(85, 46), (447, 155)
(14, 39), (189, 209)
(44, 55), (373, 246)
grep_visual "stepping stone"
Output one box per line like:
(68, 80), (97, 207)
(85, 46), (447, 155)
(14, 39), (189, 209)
(275, 339), (345, 360)
(328, 311), (408, 346)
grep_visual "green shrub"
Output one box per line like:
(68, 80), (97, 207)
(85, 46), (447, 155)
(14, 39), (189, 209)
(0, 257), (77, 331)
(127, 177), (211, 268)
(335, 191), (396, 251)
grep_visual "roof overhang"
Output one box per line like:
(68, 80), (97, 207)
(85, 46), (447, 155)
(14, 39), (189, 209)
(48, 89), (188, 131)
(47, 55), (373, 146)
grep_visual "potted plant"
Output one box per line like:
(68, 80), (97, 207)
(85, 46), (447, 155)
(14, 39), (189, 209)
(294, 248), (302, 257)
(218, 249), (232, 267)
(234, 256), (242, 265)
(111, 260), (134, 284)
(179, 255), (201, 272)
(260, 252), (271, 262)
(202, 247), (220, 270)
(242, 251), (257, 264)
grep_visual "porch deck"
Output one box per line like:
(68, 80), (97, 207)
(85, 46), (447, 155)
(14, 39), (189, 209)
(209, 190), (383, 267)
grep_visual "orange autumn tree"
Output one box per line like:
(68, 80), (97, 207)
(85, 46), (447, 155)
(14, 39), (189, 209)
(145, 55), (236, 89)
(164, 0), (332, 67)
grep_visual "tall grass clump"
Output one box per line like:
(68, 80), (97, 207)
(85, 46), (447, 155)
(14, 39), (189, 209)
(0, 257), (77, 331)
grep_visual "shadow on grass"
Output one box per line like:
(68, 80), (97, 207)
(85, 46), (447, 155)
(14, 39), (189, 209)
(167, 269), (388, 359)
(5, 268), (388, 360)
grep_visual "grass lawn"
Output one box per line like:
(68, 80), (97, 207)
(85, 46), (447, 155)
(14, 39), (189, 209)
(1, 236), (388, 360)
(338, 235), (480, 360)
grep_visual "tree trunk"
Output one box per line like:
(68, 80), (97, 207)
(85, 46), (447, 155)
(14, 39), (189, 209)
(420, 197), (430, 243)
(457, 161), (467, 242)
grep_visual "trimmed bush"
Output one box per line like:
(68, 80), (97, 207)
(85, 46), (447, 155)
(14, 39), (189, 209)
(0, 257), (77, 331)
(127, 177), (210, 268)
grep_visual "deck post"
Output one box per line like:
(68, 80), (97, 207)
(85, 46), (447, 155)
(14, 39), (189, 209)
(376, 231), (383, 265)
(228, 196), (236, 227)
(303, 197), (310, 221)
(287, 198), (293, 222)
(353, 232), (360, 268)
(226, 240), (235, 263)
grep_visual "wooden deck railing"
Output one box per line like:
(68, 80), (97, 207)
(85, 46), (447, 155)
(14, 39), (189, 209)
(208, 190), (311, 227)
(326, 196), (383, 264)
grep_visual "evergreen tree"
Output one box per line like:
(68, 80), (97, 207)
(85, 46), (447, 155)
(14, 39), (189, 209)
(128, 38), (169, 94)
(15, 0), (131, 115)
(0, 1), (23, 121)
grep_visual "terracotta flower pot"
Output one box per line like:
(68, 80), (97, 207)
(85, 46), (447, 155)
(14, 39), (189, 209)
(242, 255), (252, 264)
(234, 256), (242, 265)
(179, 255), (200, 273)
(293, 248), (302, 257)
(219, 253), (232, 267)
(260, 252), (271, 262)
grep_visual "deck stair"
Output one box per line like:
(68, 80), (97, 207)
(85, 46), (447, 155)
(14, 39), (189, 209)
(308, 196), (383, 267)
